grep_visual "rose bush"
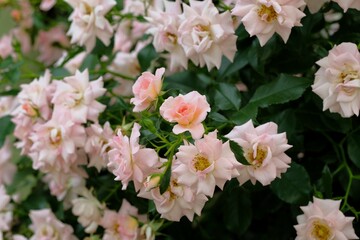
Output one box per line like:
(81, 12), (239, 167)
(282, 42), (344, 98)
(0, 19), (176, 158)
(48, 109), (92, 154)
(0, 0), (360, 239)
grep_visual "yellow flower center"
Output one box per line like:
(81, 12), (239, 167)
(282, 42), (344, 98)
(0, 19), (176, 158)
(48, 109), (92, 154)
(257, 4), (278, 22)
(245, 145), (268, 168)
(192, 154), (211, 171)
(337, 66), (359, 95)
(310, 220), (332, 240)
(166, 32), (178, 44)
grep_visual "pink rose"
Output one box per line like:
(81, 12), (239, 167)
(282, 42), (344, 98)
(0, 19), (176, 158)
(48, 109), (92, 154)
(294, 197), (358, 239)
(130, 67), (165, 112)
(225, 120), (292, 186)
(312, 42), (360, 118)
(160, 91), (210, 139)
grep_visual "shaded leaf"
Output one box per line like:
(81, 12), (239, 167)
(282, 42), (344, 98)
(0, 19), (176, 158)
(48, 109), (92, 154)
(214, 83), (241, 111)
(270, 162), (312, 205)
(348, 133), (360, 169)
(0, 116), (15, 148)
(229, 140), (250, 165)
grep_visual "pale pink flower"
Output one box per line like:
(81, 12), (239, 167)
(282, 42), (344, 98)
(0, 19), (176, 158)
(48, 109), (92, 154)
(15, 69), (53, 120)
(12, 235), (28, 240)
(72, 187), (105, 233)
(225, 120), (292, 186)
(173, 131), (240, 197)
(138, 177), (208, 222)
(160, 91), (210, 139)
(52, 69), (106, 123)
(312, 42), (360, 118)
(0, 185), (12, 233)
(0, 138), (16, 186)
(108, 51), (141, 80)
(35, 25), (70, 66)
(100, 199), (146, 240)
(130, 67), (165, 112)
(304, 0), (329, 13)
(40, 0), (56, 11)
(113, 19), (149, 53)
(0, 35), (14, 59)
(232, 0), (306, 46)
(333, 0), (360, 12)
(178, 0), (237, 70)
(12, 28), (32, 54)
(107, 123), (160, 191)
(146, 0), (188, 71)
(0, 96), (16, 118)
(29, 209), (77, 240)
(65, 0), (116, 52)
(29, 118), (87, 173)
(294, 197), (358, 240)
(63, 51), (87, 74)
(43, 167), (87, 208)
(85, 122), (114, 172)
(15, 0), (33, 29)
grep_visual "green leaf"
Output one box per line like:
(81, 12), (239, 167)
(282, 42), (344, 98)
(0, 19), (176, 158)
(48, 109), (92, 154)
(249, 74), (312, 108)
(316, 165), (333, 198)
(80, 54), (100, 72)
(138, 44), (157, 71)
(229, 140), (250, 165)
(214, 83), (241, 111)
(7, 169), (37, 202)
(0, 116), (15, 148)
(208, 112), (228, 123)
(223, 187), (252, 235)
(347, 133), (360, 169)
(159, 163), (172, 194)
(217, 50), (249, 79)
(270, 162), (312, 205)
(229, 104), (258, 125)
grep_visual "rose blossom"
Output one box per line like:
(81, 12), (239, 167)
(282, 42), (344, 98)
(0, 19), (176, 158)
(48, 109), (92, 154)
(333, 0), (360, 12)
(107, 123), (160, 191)
(0, 138), (16, 186)
(130, 67), (165, 112)
(294, 197), (358, 239)
(29, 209), (77, 240)
(178, 0), (237, 70)
(0, 35), (14, 59)
(173, 131), (240, 197)
(160, 91), (210, 139)
(52, 69), (106, 123)
(232, 0), (306, 46)
(138, 176), (208, 222)
(65, 0), (116, 52)
(225, 120), (292, 186)
(85, 122), (114, 171)
(29, 117), (87, 173)
(100, 199), (146, 240)
(0, 185), (13, 233)
(40, 0), (56, 11)
(35, 25), (70, 66)
(0, 96), (16, 118)
(304, 0), (329, 13)
(146, 0), (188, 71)
(312, 42), (360, 118)
(72, 187), (105, 233)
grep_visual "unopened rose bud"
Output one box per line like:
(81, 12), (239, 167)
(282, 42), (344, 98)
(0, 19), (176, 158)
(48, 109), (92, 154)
(144, 175), (161, 191)
(11, 10), (22, 22)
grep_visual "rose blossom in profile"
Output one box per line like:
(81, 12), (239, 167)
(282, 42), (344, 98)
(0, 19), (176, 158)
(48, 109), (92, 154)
(29, 209), (77, 240)
(178, 0), (237, 70)
(173, 131), (240, 197)
(333, 0), (360, 12)
(160, 91), (210, 139)
(232, 0), (306, 46)
(131, 67), (165, 112)
(225, 120), (292, 186)
(107, 123), (160, 191)
(100, 199), (146, 240)
(312, 42), (360, 118)
(65, 0), (116, 52)
(294, 197), (358, 240)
